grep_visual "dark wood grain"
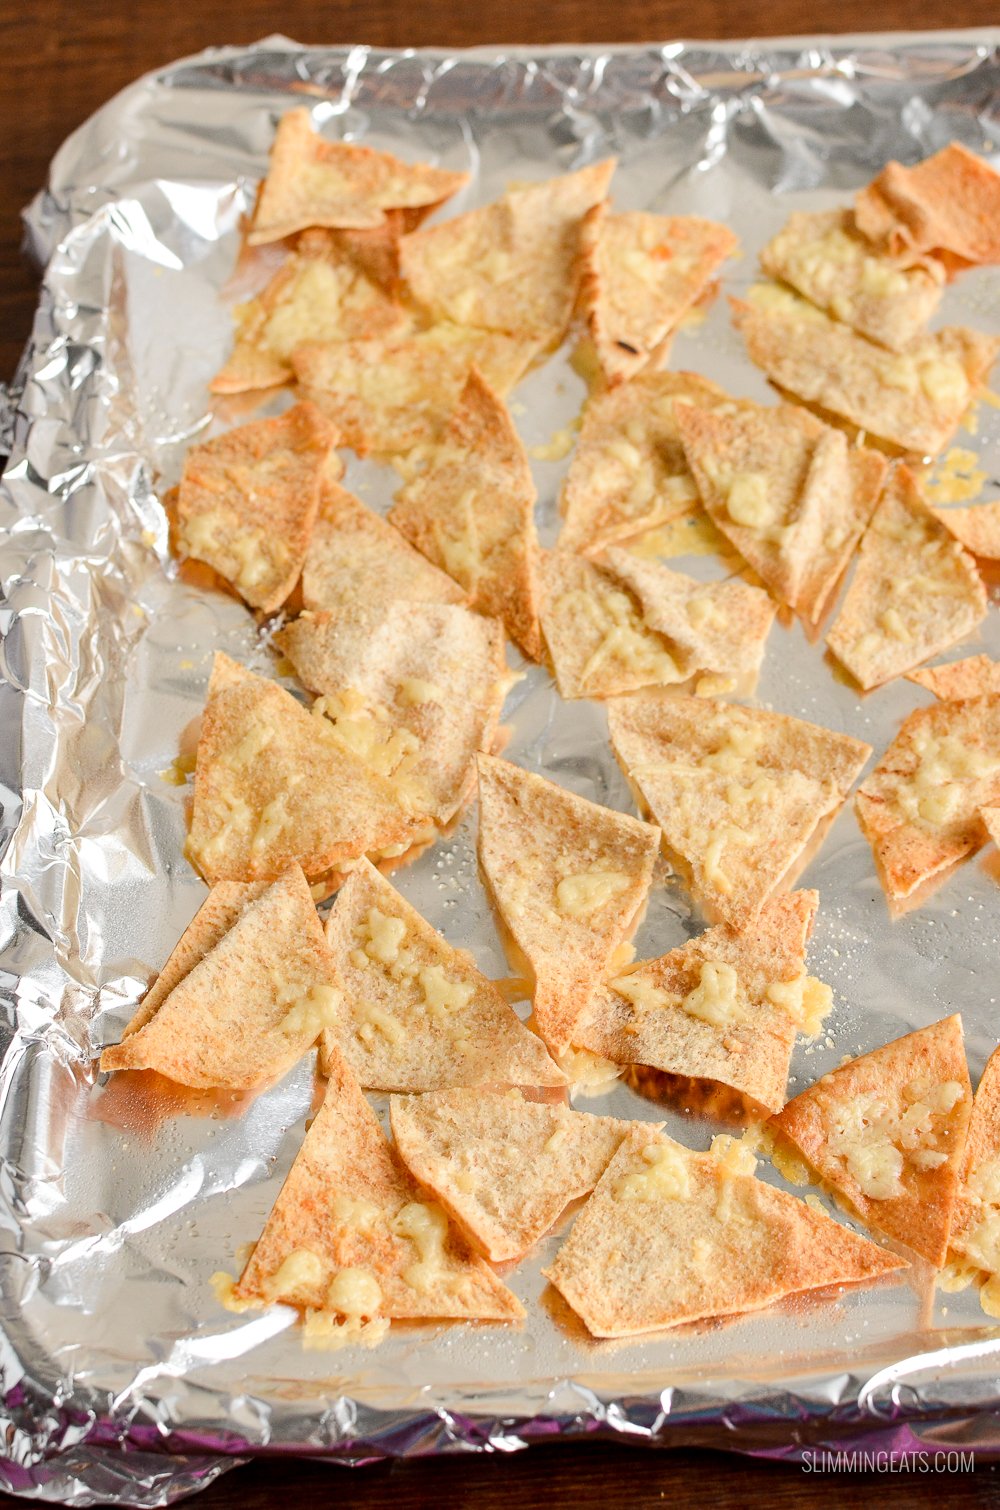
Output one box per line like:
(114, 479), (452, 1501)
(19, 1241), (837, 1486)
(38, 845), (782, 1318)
(1, 2), (998, 1504)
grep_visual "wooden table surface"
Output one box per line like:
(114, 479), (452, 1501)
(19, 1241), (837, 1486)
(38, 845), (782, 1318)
(2, 2), (999, 1505)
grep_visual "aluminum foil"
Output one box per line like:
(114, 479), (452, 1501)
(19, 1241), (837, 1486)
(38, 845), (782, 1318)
(3, 30), (1000, 1505)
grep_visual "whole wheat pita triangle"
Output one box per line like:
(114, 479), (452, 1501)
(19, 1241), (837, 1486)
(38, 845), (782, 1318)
(732, 286), (1000, 457)
(475, 754), (660, 1055)
(949, 1045), (1000, 1301)
(398, 160), (616, 348)
(557, 370), (732, 556)
(854, 694), (1000, 902)
(934, 500), (1000, 561)
(231, 1043), (523, 1339)
(542, 1127), (904, 1338)
(906, 655), (1000, 701)
(676, 398), (887, 625)
(770, 1015), (972, 1266)
(275, 601), (508, 826)
(575, 890), (825, 1116)
(186, 653), (420, 888)
(302, 482), (465, 617)
(100, 865), (341, 1089)
(827, 466), (986, 691)
(248, 107), (469, 243)
(319, 857), (564, 1094)
(580, 206), (738, 384)
(389, 368), (542, 658)
(759, 208), (944, 353)
(390, 1088), (637, 1262)
(607, 691), (871, 931)
(175, 402), (338, 614)
(855, 143), (1000, 268)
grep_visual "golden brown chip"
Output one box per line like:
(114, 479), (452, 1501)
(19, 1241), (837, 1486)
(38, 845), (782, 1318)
(476, 754), (660, 1055)
(398, 160), (616, 348)
(293, 323), (538, 458)
(580, 207), (738, 383)
(906, 655), (1000, 701)
(949, 1045), (1000, 1311)
(826, 466), (986, 690)
(389, 368), (542, 658)
(676, 398), (887, 625)
(608, 691), (871, 931)
(543, 1128), (904, 1338)
(231, 1043), (523, 1341)
(101, 866), (340, 1089)
(248, 107), (469, 243)
(175, 403), (337, 613)
(982, 807), (1000, 848)
(759, 208), (944, 351)
(855, 143), (1000, 267)
(732, 285), (1000, 457)
(770, 1016), (972, 1265)
(854, 694), (1000, 901)
(390, 1088), (634, 1262)
(320, 858), (564, 1094)
(576, 890), (825, 1116)
(934, 500), (1000, 560)
(558, 370), (732, 555)
(275, 602), (508, 827)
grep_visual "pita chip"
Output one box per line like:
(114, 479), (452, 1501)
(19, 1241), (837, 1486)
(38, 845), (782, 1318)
(732, 285), (999, 457)
(906, 655), (1000, 702)
(390, 1088), (635, 1262)
(175, 403), (337, 613)
(981, 807), (1000, 848)
(576, 890), (826, 1116)
(543, 1127), (903, 1338)
(275, 602), (508, 826)
(101, 866), (341, 1089)
(476, 754), (660, 1054)
(770, 1016), (972, 1265)
(302, 482), (465, 617)
(293, 323), (538, 458)
(398, 160), (616, 348)
(389, 369), (542, 658)
(826, 466), (986, 691)
(229, 1044), (522, 1344)
(186, 654), (421, 887)
(854, 694), (1000, 901)
(676, 399), (887, 625)
(948, 1045), (1000, 1311)
(248, 107), (469, 243)
(934, 500), (1000, 561)
(580, 207), (738, 383)
(855, 143), (1000, 268)
(320, 858), (563, 1094)
(759, 209), (944, 352)
(558, 370), (732, 556)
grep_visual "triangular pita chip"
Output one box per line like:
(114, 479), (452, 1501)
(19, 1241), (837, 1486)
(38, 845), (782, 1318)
(100, 866), (340, 1089)
(175, 403), (337, 613)
(389, 1088), (635, 1262)
(759, 208), (944, 352)
(608, 691), (871, 930)
(275, 602), (508, 826)
(186, 654), (421, 887)
(934, 500), (1000, 560)
(398, 160), (616, 348)
(676, 399), (887, 625)
(949, 1045), (1000, 1306)
(854, 694), (1000, 901)
(557, 370), (732, 555)
(576, 890), (824, 1116)
(826, 466), (986, 690)
(301, 482), (465, 616)
(543, 1128), (904, 1337)
(293, 323), (538, 457)
(320, 858), (564, 1094)
(248, 107), (469, 243)
(732, 286), (1000, 456)
(580, 207), (738, 383)
(906, 655), (1000, 701)
(389, 369), (542, 658)
(855, 143), (1000, 268)
(232, 1044), (522, 1341)
(770, 1016), (972, 1265)
(476, 754), (660, 1054)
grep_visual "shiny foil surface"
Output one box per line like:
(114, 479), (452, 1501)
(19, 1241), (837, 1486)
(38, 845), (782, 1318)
(2, 30), (1000, 1505)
